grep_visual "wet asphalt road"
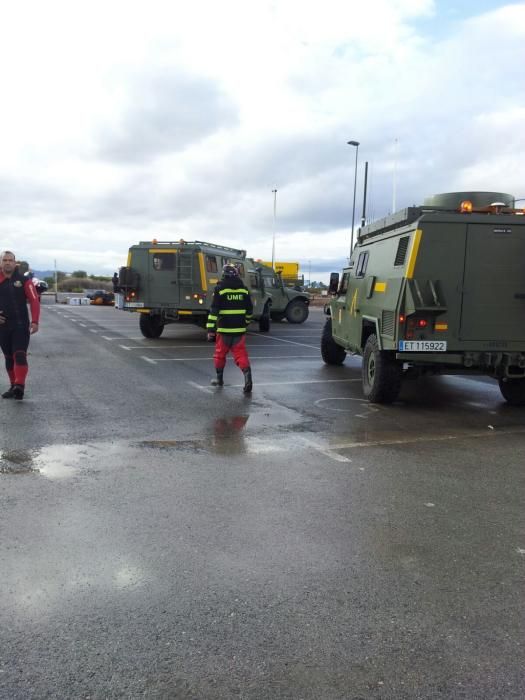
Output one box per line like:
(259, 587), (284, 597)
(0, 304), (524, 699)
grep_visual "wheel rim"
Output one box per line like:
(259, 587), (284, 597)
(367, 354), (375, 386)
(289, 304), (306, 322)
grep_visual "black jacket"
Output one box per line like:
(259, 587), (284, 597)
(0, 269), (32, 327)
(206, 277), (253, 335)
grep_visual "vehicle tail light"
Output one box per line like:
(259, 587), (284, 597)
(405, 315), (428, 338)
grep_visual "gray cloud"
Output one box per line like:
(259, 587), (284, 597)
(97, 70), (239, 164)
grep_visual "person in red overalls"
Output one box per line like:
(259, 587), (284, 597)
(0, 251), (40, 400)
(206, 264), (253, 393)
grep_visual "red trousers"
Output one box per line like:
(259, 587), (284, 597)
(213, 334), (250, 371)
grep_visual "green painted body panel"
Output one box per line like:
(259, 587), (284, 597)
(328, 193), (525, 377)
(253, 261), (310, 318)
(117, 241), (270, 324)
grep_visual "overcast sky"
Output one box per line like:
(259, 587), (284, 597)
(1, 0), (524, 280)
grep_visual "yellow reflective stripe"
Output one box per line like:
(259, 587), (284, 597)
(148, 248), (178, 253)
(218, 328), (246, 333)
(208, 314), (218, 321)
(198, 252), (207, 292)
(219, 309), (246, 315)
(218, 288), (249, 295)
(374, 281), (387, 292)
(406, 229), (422, 279)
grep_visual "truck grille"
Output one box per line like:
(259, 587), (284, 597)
(382, 310), (396, 337)
(394, 236), (410, 266)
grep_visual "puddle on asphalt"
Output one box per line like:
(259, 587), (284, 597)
(0, 443), (118, 480)
(0, 450), (38, 474)
(139, 439), (205, 453)
(0, 412), (317, 478)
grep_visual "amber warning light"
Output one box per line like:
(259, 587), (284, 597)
(460, 200), (473, 213)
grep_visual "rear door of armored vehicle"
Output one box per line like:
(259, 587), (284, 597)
(146, 248), (181, 308)
(459, 221), (525, 342)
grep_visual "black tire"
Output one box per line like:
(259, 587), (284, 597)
(362, 334), (402, 403)
(321, 318), (346, 365)
(259, 305), (271, 332)
(285, 299), (309, 324)
(498, 378), (525, 405)
(139, 314), (164, 339)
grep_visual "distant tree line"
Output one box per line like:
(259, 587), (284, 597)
(42, 270), (112, 293)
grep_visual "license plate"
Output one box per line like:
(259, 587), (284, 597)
(398, 340), (447, 351)
(124, 302), (145, 308)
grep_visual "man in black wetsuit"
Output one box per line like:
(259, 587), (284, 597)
(0, 251), (40, 400)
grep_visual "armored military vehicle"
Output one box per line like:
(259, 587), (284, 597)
(322, 191), (525, 404)
(117, 240), (272, 337)
(251, 261), (310, 323)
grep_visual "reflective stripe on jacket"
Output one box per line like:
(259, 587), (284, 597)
(206, 279), (253, 335)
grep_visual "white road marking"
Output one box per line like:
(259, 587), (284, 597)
(79, 323), (87, 327)
(188, 381), (214, 394)
(143, 354), (319, 362)
(297, 436), (352, 463)
(315, 397), (366, 411)
(192, 378), (360, 389)
(118, 343), (301, 350)
(102, 336), (147, 341)
(247, 332), (319, 350)
(269, 333), (321, 337)
(89, 329), (99, 333)
(327, 425), (525, 450)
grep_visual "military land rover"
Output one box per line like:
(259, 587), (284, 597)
(117, 240), (272, 337)
(252, 261), (310, 323)
(322, 191), (525, 405)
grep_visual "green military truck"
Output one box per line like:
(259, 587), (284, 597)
(117, 240), (272, 337)
(322, 191), (525, 404)
(251, 261), (310, 323)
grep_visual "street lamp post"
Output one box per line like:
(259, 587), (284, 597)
(347, 140), (359, 259)
(271, 189), (277, 269)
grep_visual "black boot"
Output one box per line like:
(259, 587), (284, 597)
(12, 384), (24, 400)
(211, 369), (224, 387)
(242, 367), (253, 394)
(2, 385), (15, 399)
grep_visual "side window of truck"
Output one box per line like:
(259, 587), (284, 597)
(206, 255), (218, 273)
(249, 273), (259, 289)
(338, 272), (349, 295)
(152, 253), (175, 271)
(355, 252), (369, 278)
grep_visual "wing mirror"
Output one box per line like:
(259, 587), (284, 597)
(328, 272), (340, 295)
